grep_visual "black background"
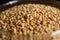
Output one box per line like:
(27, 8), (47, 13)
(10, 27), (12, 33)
(56, 0), (60, 2)
(0, 0), (12, 4)
(0, 0), (60, 5)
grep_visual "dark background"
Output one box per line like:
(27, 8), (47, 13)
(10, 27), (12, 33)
(0, 0), (12, 4)
(0, 0), (60, 5)
(56, 0), (60, 2)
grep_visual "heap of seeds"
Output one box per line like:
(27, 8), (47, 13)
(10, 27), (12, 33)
(0, 4), (60, 40)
